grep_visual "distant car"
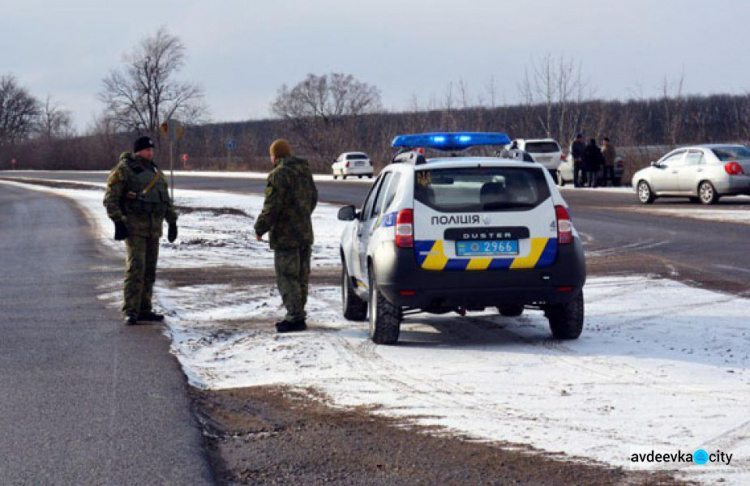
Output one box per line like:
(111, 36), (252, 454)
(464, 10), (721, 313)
(506, 139), (565, 178)
(632, 144), (750, 204)
(332, 152), (374, 179)
(557, 154), (625, 186)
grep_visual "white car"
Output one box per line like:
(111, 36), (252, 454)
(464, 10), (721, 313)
(506, 138), (565, 177)
(557, 154), (625, 186)
(632, 144), (750, 204)
(332, 152), (374, 179)
(337, 132), (587, 345)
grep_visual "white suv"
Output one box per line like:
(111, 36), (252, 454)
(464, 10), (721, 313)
(332, 152), (374, 179)
(337, 132), (587, 345)
(507, 139), (565, 177)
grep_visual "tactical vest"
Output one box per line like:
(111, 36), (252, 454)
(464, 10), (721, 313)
(122, 158), (169, 216)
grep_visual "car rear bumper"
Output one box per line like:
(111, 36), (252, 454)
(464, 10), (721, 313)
(373, 238), (586, 310)
(717, 175), (750, 195)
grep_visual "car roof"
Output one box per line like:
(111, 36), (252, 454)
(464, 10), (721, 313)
(417, 156), (548, 170)
(515, 138), (559, 143)
(695, 144), (746, 149)
(340, 151), (368, 156)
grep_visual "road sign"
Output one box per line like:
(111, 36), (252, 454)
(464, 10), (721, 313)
(225, 140), (235, 150)
(181, 153), (189, 162)
(160, 119), (184, 142)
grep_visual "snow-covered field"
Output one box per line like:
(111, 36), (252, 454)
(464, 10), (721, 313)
(2, 178), (748, 485)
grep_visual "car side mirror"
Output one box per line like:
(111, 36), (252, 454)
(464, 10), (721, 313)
(338, 205), (357, 221)
(650, 161), (659, 168)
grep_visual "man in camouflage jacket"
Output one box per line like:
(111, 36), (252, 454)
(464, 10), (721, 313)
(103, 136), (178, 325)
(254, 139), (318, 333)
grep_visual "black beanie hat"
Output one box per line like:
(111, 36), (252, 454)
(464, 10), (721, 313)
(133, 136), (155, 153)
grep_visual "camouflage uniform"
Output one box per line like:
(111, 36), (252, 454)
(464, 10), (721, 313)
(104, 152), (177, 317)
(254, 155), (318, 323)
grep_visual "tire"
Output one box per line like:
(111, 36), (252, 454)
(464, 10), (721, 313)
(358, 175), (363, 179)
(342, 175), (347, 180)
(637, 180), (655, 204)
(368, 174), (373, 179)
(557, 171), (565, 187)
(698, 181), (719, 205)
(333, 175), (338, 180)
(342, 263), (367, 321)
(498, 305), (524, 317)
(546, 291), (584, 340)
(368, 266), (401, 345)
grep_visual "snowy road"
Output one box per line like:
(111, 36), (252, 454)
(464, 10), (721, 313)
(2, 179), (748, 485)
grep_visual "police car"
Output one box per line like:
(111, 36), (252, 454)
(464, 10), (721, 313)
(337, 132), (586, 345)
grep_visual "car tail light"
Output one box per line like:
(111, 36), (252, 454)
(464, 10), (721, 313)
(724, 162), (744, 175)
(395, 209), (414, 248)
(345, 161), (350, 168)
(555, 205), (573, 245)
(560, 154), (567, 162)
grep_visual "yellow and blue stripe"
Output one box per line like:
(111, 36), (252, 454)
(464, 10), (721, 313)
(415, 238), (558, 271)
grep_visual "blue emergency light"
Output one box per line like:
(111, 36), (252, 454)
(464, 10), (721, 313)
(391, 132), (511, 152)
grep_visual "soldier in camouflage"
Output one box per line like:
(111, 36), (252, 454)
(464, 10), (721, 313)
(103, 136), (178, 325)
(254, 139), (318, 333)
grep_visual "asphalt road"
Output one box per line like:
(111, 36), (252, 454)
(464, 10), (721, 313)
(0, 184), (213, 485)
(3, 170), (750, 294)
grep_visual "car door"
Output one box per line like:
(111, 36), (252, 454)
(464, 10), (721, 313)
(651, 150), (685, 193)
(354, 174), (386, 280)
(679, 150), (705, 193)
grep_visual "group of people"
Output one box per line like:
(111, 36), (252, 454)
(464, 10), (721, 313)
(569, 134), (618, 188)
(104, 136), (317, 333)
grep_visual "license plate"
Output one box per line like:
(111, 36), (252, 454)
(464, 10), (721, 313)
(456, 239), (519, 257)
(355, 161), (364, 166)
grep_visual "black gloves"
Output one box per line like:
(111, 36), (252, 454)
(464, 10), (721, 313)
(114, 221), (129, 241)
(168, 222), (178, 243)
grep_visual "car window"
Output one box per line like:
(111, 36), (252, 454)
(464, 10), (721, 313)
(382, 172), (402, 212)
(360, 175), (385, 220)
(686, 150), (704, 166)
(413, 167), (551, 212)
(524, 142), (560, 153)
(371, 172), (392, 217)
(660, 150), (686, 167)
(346, 153), (368, 160)
(711, 146), (750, 161)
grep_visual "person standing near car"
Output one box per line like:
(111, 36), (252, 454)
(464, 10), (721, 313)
(583, 138), (605, 188)
(601, 137), (617, 187)
(570, 133), (586, 187)
(103, 136), (178, 325)
(254, 139), (318, 333)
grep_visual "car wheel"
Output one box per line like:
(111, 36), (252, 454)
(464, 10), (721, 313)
(343, 175), (347, 180)
(333, 175), (337, 180)
(498, 305), (524, 317)
(545, 291), (584, 339)
(637, 180), (655, 204)
(342, 262), (367, 321)
(698, 181), (719, 205)
(368, 266), (401, 345)
(358, 175), (363, 179)
(557, 171), (565, 187)
(368, 174), (373, 179)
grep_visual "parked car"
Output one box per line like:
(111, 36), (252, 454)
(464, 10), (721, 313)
(506, 139), (565, 178)
(557, 154), (625, 186)
(332, 152), (374, 179)
(337, 132), (586, 345)
(632, 144), (750, 204)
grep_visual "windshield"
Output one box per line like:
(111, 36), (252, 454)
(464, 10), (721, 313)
(524, 142), (560, 154)
(711, 146), (750, 161)
(346, 153), (368, 160)
(414, 167), (551, 212)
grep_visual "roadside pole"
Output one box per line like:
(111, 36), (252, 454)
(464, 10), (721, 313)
(160, 119), (184, 200)
(225, 139), (234, 171)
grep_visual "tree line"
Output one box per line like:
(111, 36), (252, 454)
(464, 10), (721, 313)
(2, 30), (750, 183)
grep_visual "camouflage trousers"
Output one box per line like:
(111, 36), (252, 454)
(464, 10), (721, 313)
(123, 235), (160, 316)
(273, 245), (312, 323)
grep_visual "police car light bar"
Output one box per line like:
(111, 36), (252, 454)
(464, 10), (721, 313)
(391, 132), (511, 152)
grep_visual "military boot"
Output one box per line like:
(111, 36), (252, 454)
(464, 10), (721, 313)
(275, 319), (307, 333)
(124, 314), (138, 325)
(138, 311), (165, 322)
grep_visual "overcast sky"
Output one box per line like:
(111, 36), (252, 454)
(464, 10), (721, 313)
(3, 0), (748, 131)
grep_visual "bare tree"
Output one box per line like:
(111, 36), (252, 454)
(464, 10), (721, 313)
(0, 75), (41, 147)
(99, 27), (207, 137)
(270, 73), (381, 166)
(36, 96), (74, 139)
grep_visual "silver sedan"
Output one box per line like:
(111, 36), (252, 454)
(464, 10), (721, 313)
(632, 144), (750, 204)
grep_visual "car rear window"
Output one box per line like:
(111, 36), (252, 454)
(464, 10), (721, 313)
(346, 153), (368, 160)
(711, 146), (750, 161)
(524, 142), (560, 154)
(414, 167), (551, 212)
